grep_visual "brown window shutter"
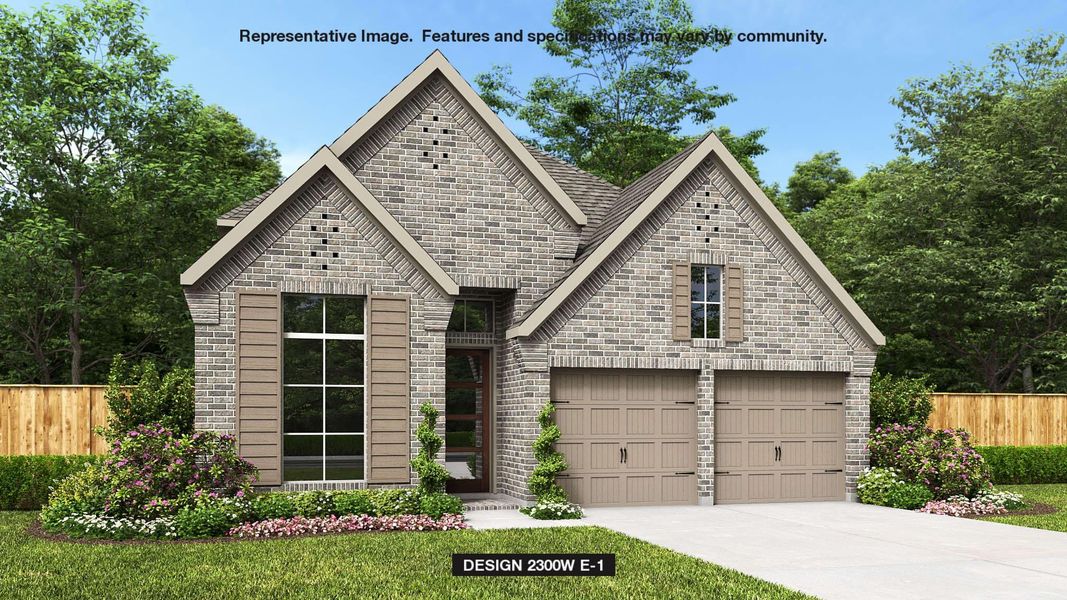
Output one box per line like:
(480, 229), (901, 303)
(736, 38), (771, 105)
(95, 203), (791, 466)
(725, 264), (744, 342)
(672, 261), (691, 341)
(367, 295), (411, 484)
(236, 290), (282, 486)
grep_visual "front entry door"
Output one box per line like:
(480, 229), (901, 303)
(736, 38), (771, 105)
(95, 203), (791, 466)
(445, 349), (491, 493)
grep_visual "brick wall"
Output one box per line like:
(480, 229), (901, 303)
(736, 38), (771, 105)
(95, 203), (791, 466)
(541, 158), (876, 500)
(185, 76), (877, 501)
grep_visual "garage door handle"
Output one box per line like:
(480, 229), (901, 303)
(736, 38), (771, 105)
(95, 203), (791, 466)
(623, 448), (628, 463)
(823, 469), (843, 473)
(674, 401), (696, 404)
(675, 471), (695, 475)
(551, 400), (570, 404)
(619, 448), (624, 463)
(824, 401), (843, 405)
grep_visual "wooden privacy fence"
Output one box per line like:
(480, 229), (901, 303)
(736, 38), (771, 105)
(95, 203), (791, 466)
(929, 393), (1067, 446)
(0, 385), (110, 455)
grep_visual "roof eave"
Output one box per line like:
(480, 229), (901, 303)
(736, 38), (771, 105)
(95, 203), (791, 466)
(181, 146), (460, 296)
(507, 132), (886, 351)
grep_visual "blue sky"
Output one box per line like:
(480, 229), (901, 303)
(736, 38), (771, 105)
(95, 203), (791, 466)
(11, 0), (1067, 186)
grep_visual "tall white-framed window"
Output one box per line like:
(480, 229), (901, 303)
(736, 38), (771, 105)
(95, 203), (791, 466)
(691, 265), (722, 339)
(281, 294), (365, 482)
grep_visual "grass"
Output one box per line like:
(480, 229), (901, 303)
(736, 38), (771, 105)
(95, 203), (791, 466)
(982, 484), (1067, 533)
(0, 512), (811, 600)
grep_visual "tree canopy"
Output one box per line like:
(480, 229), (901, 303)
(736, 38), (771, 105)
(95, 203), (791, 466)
(794, 35), (1067, 392)
(475, 0), (766, 186)
(0, 0), (280, 384)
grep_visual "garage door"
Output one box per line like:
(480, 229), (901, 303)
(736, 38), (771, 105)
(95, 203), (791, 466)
(551, 369), (698, 507)
(714, 372), (845, 504)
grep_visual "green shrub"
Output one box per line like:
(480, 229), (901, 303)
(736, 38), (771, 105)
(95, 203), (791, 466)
(0, 455), (105, 510)
(250, 492), (297, 520)
(372, 489), (421, 516)
(977, 445), (1067, 484)
(102, 355), (195, 442)
(885, 482), (934, 510)
(857, 467), (905, 506)
(410, 403), (450, 494)
(858, 467), (934, 510)
(293, 490), (335, 517)
(39, 463), (110, 527)
(333, 490), (374, 516)
(418, 492), (464, 518)
(174, 497), (252, 538)
(529, 402), (569, 503)
(869, 371), (933, 428)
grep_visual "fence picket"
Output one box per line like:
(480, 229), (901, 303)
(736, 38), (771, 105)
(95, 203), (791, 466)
(929, 393), (1067, 446)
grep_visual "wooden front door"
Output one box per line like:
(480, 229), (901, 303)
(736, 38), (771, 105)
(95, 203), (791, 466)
(444, 349), (491, 493)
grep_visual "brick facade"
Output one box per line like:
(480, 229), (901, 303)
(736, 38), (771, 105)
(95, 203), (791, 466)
(184, 60), (878, 502)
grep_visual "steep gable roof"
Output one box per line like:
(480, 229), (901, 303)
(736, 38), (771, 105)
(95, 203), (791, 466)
(329, 50), (586, 227)
(181, 146), (460, 295)
(506, 132), (886, 350)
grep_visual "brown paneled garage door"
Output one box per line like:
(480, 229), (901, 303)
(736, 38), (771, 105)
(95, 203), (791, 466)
(552, 369), (698, 507)
(714, 371), (846, 504)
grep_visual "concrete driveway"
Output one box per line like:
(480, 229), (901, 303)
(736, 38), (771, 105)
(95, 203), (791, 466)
(466, 502), (1067, 599)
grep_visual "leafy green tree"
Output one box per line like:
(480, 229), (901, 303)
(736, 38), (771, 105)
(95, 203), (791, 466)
(783, 151), (853, 213)
(476, 0), (765, 186)
(799, 35), (1067, 392)
(0, 0), (280, 383)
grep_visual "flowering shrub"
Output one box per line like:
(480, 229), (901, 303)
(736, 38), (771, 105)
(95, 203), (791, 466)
(97, 423), (257, 518)
(293, 490), (335, 517)
(40, 424), (257, 538)
(226, 514), (468, 539)
(974, 489), (1026, 510)
(48, 513), (178, 539)
(868, 424), (990, 499)
(857, 467), (905, 505)
(857, 467), (932, 510)
(174, 496), (254, 538)
(520, 501), (584, 520)
(918, 489), (1027, 517)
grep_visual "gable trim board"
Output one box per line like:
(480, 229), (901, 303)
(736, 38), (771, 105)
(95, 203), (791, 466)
(180, 146), (460, 297)
(329, 50), (587, 228)
(505, 133), (886, 351)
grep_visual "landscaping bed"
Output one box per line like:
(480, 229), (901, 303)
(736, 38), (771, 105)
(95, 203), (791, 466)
(0, 512), (812, 600)
(980, 484), (1067, 532)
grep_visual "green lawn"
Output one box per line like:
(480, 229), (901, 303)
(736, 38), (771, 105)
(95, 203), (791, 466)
(982, 484), (1067, 533)
(0, 512), (810, 600)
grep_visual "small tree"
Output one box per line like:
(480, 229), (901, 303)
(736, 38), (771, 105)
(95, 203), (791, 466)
(528, 402), (569, 502)
(869, 370), (934, 429)
(410, 403), (450, 494)
(102, 355), (195, 441)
